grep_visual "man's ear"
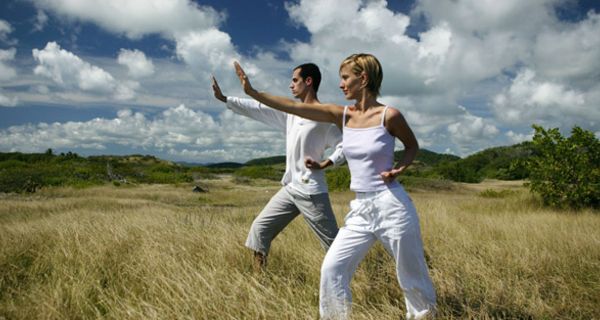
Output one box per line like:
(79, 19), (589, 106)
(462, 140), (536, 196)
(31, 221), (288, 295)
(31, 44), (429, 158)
(305, 76), (313, 87)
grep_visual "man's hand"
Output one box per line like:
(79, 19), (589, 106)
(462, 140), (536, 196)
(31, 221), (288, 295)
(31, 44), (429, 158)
(305, 157), (333, 170)
(234, 61), (255, 95)
(211, 76), (227, 103)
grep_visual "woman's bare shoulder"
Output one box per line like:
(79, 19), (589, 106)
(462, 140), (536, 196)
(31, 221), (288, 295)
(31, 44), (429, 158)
(384, 106), (410, 127)
(385, 106), (406, 118)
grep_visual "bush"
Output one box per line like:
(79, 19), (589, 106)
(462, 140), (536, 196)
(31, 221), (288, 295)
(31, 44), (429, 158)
(399, 176), (455, 192)
(478, 189), (518, 198)
(526, 125), (599, 209)
(434, 161), (483, 183)
(0, 168), (43, 193)
(234, 165), (283, 181)
(325, 166), (351, 191)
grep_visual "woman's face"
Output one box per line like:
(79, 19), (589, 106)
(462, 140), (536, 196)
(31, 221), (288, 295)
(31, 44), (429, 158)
(339, 64), (362, 100)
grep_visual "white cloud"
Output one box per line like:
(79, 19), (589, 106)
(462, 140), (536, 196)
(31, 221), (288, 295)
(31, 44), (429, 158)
(32, 42), (137, 100)
(0, 48), (17, 82)
(506, 130), (533, 144)
(532, 12), (600, 82)
(117, 49), (155, 78)
(0, 19), (14, 44)
(283, 0), (473, 151)
(0, 104), (285, 163)
(447, 106), (499, 154)
(28, 0), (224, 39)
(415, 0), (561, 37)
(28, 0), (241, 81)
(6, 0), (599, 161)
(33, 9), (49, 32)
(114, 80), (140, 101)
(33, 42), (112, 90)
(492, 69), (597, 129)
(0, 20), (11, 33)
(174, 28), (239, 73)
(0, 92), (18, 107)
(280, 0), (600, 156)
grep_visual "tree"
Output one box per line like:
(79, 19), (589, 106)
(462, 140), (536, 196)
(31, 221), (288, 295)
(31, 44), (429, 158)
(526, 125), (599, 210)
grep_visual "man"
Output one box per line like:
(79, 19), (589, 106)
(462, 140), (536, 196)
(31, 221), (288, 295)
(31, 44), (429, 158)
(211, 63), (344, 270)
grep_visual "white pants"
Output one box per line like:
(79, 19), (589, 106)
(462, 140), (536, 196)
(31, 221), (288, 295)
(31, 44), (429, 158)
(319, 187), (436, 319)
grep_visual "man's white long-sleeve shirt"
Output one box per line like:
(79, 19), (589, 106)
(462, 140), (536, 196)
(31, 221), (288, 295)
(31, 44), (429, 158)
(227, 96), (344, 195)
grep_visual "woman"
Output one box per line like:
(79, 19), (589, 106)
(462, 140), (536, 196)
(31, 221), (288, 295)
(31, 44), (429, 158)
(234, 53), (436, 319)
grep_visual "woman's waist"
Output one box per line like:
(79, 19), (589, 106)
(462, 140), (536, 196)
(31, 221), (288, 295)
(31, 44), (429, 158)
(351, 180), (401, 197)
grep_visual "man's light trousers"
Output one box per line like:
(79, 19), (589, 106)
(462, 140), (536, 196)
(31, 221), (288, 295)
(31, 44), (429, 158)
(245, 185), (339, 255)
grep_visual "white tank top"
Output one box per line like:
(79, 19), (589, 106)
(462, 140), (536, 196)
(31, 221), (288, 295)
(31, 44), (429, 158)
(342, 106), (400, 192)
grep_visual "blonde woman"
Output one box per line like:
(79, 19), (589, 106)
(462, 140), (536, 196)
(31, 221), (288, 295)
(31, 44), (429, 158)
(233, 53), (436, 319)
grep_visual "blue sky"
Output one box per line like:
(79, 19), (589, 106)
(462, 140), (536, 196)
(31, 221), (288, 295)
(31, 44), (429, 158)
(0, 0), (599, 163)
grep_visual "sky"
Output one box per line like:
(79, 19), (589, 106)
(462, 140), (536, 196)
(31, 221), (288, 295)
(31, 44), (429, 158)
(0, 0), (599, 164)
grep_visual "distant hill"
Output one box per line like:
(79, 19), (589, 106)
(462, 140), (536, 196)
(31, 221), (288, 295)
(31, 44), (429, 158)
(205, 162), (244, 169)
(244, 149), (460, 167)
(0, 143), (537, 193)
(395, 148), (461, 166)
(433, 142), (534, 182)
(245, 155), (286, 166)
(0, 151), (192, 193)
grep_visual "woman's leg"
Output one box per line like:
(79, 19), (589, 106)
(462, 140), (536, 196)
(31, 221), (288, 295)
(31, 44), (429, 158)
(320, 227), (375, 319)
(377, 190), (436, 319)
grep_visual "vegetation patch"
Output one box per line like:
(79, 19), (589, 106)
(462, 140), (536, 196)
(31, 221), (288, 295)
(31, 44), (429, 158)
(526, 125), (599, 210)
(478, 189), (518, 198)
(233, 165), (284, 181)
(399, 176), (456, 192)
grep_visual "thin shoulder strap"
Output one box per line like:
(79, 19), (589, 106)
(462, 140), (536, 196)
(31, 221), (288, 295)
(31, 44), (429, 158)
(343, 106), (348, 128)
(380, 106), (389, 127)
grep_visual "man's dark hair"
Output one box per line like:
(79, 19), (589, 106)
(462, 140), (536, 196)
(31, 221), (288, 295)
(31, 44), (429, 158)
(294, 63), (321, 92)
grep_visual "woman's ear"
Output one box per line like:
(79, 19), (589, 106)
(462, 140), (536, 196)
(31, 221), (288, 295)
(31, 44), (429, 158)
(360, 72), (368, 89)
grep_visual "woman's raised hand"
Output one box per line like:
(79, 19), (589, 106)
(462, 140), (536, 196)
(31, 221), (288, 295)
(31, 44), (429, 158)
(234, 61), (255, 95)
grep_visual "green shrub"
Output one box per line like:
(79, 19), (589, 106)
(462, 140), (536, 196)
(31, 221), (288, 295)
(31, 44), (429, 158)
(434, 161), (483, 183)
(234, 165), (283, 181)
(478, 189), (518, 198)
(526, 125), (599, 209)
(325, 166), (351, 191)
(232, 175), (252, 185)
(0, 168), (43, 193)
(399, 176), (455, 192)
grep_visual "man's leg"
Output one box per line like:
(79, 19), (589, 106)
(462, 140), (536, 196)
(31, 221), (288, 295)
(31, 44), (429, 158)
(245, 187), (300, 270)
(287, 187), (339, 250)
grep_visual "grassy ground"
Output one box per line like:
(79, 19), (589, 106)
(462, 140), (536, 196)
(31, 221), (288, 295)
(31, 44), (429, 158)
(0, 178), (598, 319)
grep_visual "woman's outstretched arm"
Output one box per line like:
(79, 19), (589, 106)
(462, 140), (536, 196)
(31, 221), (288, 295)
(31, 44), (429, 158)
(234, 61), (344, 127)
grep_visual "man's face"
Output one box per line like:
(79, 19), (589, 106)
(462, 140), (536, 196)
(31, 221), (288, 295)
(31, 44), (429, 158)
(289, 68), (309, 99)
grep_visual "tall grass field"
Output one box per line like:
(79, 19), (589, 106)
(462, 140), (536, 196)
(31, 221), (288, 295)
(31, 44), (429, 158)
(1, 178), (598, 319)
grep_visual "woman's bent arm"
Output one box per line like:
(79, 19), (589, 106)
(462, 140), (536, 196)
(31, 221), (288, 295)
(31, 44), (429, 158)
(381, 108), (419, 182)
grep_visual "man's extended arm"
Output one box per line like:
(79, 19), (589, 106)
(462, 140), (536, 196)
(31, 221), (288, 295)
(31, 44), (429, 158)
(212, 76), (287, 131)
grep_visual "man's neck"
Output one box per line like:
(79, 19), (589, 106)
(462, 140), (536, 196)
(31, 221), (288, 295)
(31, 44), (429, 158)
(299, 90), (319, 104)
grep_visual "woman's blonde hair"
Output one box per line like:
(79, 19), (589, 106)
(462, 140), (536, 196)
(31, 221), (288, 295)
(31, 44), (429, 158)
(339, 53), (383, 96)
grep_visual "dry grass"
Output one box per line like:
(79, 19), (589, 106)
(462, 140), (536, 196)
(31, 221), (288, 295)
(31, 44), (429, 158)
(0, 178), (598, 319)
